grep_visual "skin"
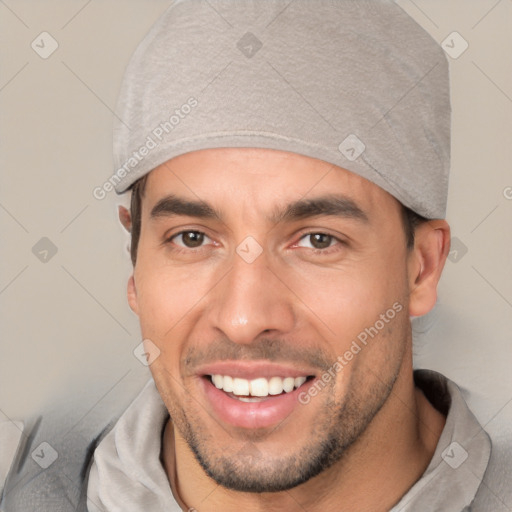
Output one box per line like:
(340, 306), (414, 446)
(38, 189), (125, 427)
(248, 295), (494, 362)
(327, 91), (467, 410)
(121, 147), (450, 512)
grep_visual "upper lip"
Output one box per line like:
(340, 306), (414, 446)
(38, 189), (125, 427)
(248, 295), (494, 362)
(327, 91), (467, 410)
(195, 360), (318, 380)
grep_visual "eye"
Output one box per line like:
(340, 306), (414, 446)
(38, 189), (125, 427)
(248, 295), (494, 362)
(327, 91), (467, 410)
(296, 233), (337, 250)
(170, 231), (212, 249)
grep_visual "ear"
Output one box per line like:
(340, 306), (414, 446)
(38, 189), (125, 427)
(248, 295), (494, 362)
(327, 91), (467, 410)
(407, 220), (451, 317)
(118, 205), (132, 232)
(127, 274), (139, 316)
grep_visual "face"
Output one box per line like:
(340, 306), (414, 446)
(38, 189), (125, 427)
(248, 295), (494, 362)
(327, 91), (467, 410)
(128, 148), (413, 492)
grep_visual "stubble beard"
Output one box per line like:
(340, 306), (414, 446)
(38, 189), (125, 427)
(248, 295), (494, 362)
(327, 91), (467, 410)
(170, 361), (402, 493)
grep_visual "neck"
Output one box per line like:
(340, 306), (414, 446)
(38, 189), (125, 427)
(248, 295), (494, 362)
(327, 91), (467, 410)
(163, 354), (445, 512)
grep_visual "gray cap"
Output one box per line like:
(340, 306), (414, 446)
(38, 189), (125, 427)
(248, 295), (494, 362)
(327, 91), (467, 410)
(112, 0), (451, 219)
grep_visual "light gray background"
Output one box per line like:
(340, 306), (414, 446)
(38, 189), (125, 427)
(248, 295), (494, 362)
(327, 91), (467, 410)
(1, 0), (511, 468)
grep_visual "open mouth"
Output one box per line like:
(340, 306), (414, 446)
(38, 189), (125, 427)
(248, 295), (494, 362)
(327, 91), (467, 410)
(194, 360), (320, 429)
(199, 370), (317, 429)
(206, 374), (314, 402)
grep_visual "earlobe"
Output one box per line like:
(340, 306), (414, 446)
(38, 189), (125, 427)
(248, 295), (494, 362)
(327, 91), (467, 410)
(127, 274), (139, 315)
(118, 205), (132, 233)
(408, 220), (451, 317)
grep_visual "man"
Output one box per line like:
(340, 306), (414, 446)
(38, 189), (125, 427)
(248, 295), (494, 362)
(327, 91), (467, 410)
(1, 1), (509, 511)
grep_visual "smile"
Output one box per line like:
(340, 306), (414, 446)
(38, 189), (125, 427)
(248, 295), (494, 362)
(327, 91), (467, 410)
(209, 374), (308, 400)
(197, 362), (318, 429)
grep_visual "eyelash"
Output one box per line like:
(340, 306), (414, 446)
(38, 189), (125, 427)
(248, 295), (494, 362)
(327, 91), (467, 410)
(165, 230), (346, 255)
(294, 232), (345, 254)
(164, 231), (214, 254)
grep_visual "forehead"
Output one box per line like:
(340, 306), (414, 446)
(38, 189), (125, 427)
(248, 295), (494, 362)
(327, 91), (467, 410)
(142, 147), (399, 219)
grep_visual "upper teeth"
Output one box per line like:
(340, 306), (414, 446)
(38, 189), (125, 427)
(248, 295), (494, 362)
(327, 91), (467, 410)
(210, 375), (307, 397)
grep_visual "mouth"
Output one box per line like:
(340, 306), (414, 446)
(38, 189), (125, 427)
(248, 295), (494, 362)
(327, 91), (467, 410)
(208, 374), (312, 401)
(197, 362), (318, 429)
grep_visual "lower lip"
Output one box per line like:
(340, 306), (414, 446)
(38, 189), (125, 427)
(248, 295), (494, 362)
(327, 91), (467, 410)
(201, 377), (314, 430)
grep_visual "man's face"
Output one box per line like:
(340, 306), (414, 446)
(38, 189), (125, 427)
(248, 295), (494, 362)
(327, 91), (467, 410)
(128, 147), (413, 492)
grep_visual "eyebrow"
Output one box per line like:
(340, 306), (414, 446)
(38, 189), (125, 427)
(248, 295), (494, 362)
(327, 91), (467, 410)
(150, 195), (221, 220)
(150, 193), (368, 224)
(270, 194), (368, 224)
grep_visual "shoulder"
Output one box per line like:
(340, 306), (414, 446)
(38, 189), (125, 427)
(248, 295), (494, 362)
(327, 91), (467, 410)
(1, 412), (115, 512)
(471, 433), (512, 511)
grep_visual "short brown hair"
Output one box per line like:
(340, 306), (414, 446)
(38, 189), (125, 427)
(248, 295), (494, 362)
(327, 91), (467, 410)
(129, 173), (149, 266)
(127, 175), (426, 265)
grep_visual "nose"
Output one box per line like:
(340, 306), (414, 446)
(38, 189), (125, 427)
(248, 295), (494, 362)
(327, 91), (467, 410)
(207, 249), (296, 345)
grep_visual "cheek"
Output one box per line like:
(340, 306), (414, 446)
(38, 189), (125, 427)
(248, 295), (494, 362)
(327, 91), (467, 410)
(134, 260), (209, 337)
(290, 253), (408, 341)
(133, 266), (204, 398)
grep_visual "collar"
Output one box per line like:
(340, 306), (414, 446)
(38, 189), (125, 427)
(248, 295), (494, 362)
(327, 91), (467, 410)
(86, 379), (178, 512)
(391, 369), (491, 511)
(87, 370), (491, 512)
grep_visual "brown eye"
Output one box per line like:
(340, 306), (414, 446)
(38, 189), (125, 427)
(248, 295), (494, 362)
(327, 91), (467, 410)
(298, 233), (335, 250)
(310, 233), (332, 249)
(173, 231), (208, 248)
